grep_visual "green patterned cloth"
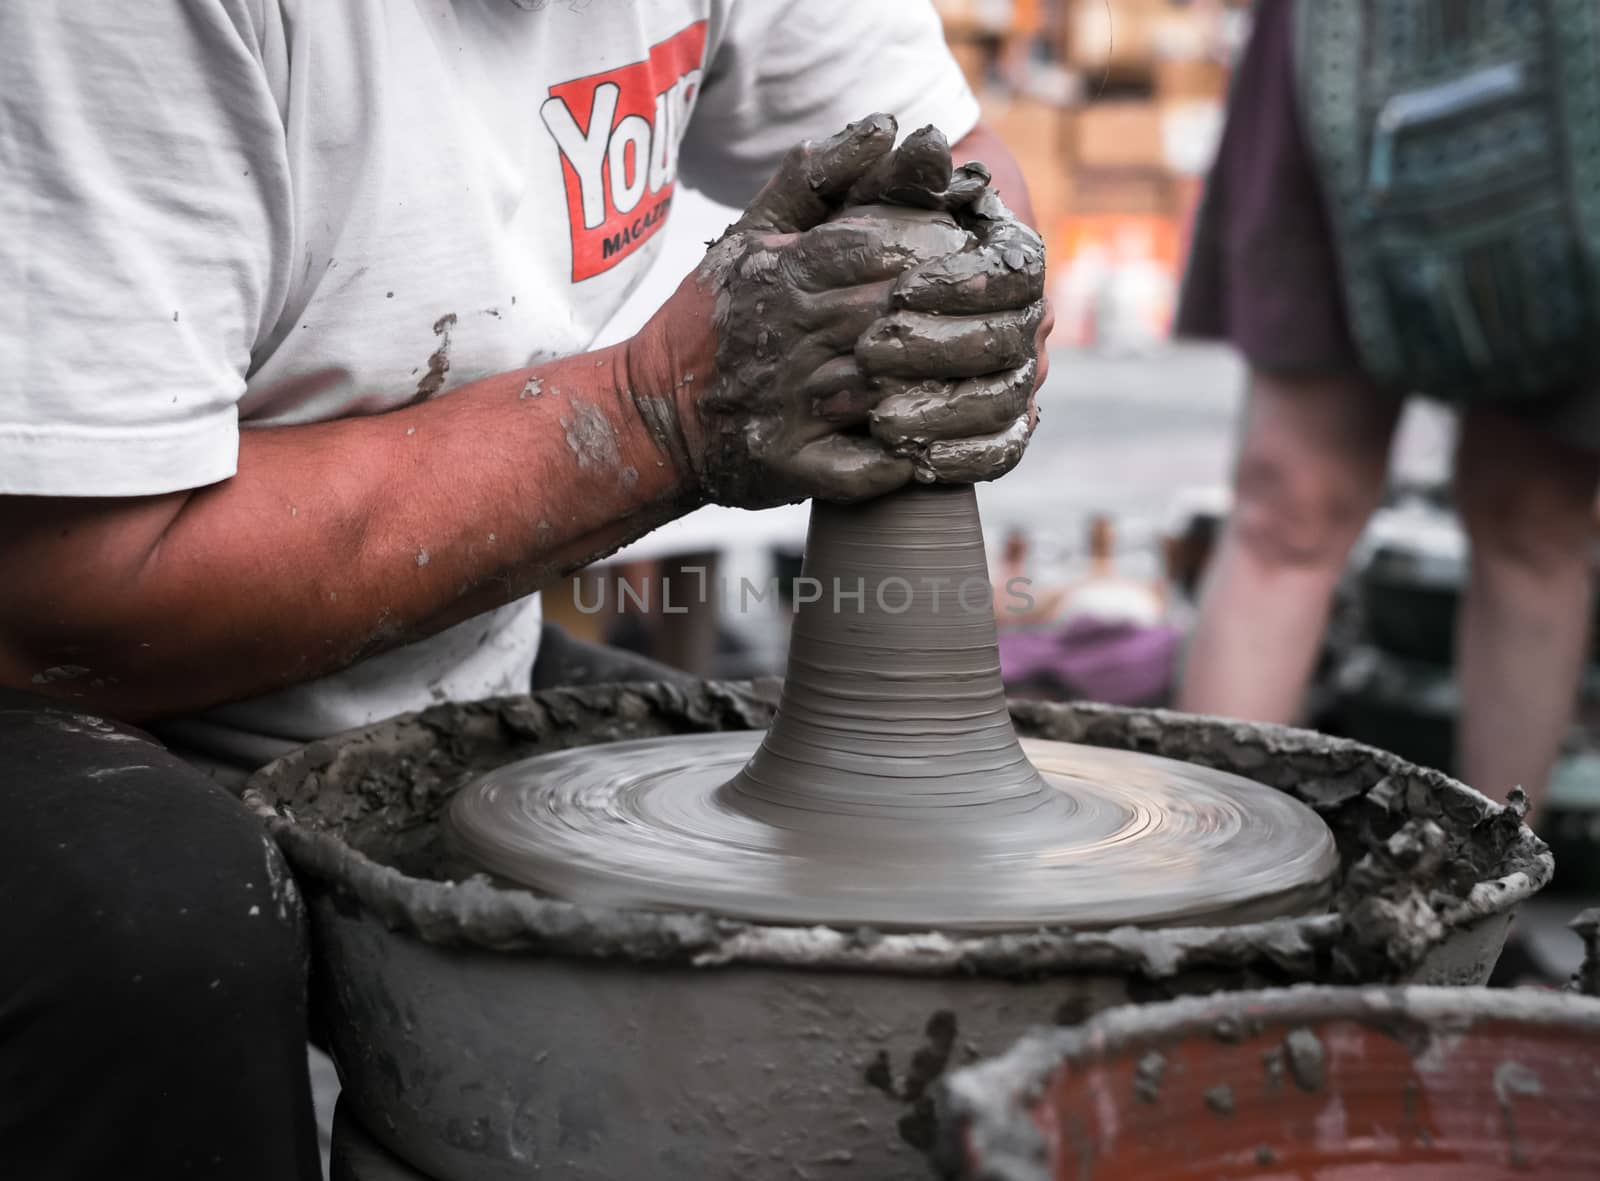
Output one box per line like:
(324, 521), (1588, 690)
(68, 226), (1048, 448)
(1296, 0), (1600, 404)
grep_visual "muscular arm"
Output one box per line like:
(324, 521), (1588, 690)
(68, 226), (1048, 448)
(0, 330), (702, 722)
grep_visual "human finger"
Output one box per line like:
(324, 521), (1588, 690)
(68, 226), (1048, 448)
(843, 124), (953, 209)
(796, 356), (880, 426)
(734, 113), (899, 234)
(1033, 296), (1054, 394)
(784, 284), (902, 382)
(788, 434), (914, 503)
(783, 214), (971, 291)
(941, 161), (992, 211)
(868, 361), (1034, 449)
(914, 415), (1033, 485)
(795, 279), (899, 344)
(855, 303), (1045, 379)
(891, 218), (1045, 314)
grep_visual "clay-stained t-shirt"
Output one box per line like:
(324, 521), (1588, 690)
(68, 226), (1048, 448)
(0, 1), (979, 779)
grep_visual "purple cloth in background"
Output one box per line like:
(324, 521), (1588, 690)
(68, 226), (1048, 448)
(1174, 0), (1359, 375)
(999, 617), (1182, 707)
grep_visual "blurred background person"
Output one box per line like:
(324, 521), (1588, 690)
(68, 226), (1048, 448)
(1174, 0), (1600, 822)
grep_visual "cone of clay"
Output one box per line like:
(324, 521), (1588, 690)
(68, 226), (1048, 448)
(725, 485), (1050, 821)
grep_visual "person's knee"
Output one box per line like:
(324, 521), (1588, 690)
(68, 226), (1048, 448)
(1225, 371), (1392, 573)
(0, 709), (320, 1177)
(22, 783), (308, 1040)
(1456, 439), (1599, 579)
(1230, 442), (1379, 571)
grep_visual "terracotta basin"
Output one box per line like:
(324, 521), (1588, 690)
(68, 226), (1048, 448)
(935, 986), (1600, 1180)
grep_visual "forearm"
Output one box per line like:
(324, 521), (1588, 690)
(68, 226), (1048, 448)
(0, 338), (700, 721)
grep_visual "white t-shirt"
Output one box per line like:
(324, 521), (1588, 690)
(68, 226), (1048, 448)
(0, 0), (979, 778)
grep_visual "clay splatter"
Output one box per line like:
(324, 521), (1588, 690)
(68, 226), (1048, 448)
(1400, 1079), (1434, 1146)
(1284, 1028), (1325, 1093)
(1213, 1016), (1244, 1043)
(416, 549), (431, 568)
(1133, 1050), (1166, 1104)
(1204, 1083), (1235, 1116)
(902, 1011), (957, 1101)
(1572, 909), (1599, 997)
(561, 401), (623, 476)
(84, 765), (151, 780)
(630, 394), (688, 469)
(863, 1050), (894, 1095)
(261, 834), (300, 923)
(520, 377), (544, 400)
(1262, 1047), (1285, 1093)
(412, 313), (458, 403)
(1493, 1059), (1542, 1167)
(32, 665), (89, 684)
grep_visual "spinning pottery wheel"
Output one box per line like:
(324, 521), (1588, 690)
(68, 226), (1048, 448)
(447, 485), (1339, 930)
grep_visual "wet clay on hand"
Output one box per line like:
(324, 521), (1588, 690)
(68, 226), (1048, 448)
(691, 200), (973, 507)
(675, 116), (1047, 507)
(856, 160), (1048, 485)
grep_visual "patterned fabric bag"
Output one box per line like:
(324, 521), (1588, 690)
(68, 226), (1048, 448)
(1296, 0), (1600, 403)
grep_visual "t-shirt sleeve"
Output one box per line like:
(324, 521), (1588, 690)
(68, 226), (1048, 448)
(0, 3), (290, 496)
(678, 0), (982, 210)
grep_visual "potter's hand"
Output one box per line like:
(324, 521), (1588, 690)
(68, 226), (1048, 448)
(853, 154), (1048, 485)
(633, 115), (982, 508)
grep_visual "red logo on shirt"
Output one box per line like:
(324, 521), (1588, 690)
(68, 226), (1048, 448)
(540, 22), (707, 282)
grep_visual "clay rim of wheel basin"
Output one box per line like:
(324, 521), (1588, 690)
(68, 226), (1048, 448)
(936, 985), (1600, 1180)
(241, 680), (1551, 980)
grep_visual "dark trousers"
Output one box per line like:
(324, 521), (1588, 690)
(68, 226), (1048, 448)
(0, 689), (322, 1180)
(0, 625), (688, 1179)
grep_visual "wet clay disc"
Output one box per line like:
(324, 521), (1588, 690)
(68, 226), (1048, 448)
(444, 732), (1339, 932)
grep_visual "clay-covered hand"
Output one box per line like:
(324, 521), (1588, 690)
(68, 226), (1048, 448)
(850, 155), (1048, 486)
(637, 116), (962, 507)
(632, 114), (1043, 507)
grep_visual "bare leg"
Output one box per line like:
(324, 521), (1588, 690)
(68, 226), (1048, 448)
(1178, 370), (1400, 722)
(1453, 408), (1599, 816)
